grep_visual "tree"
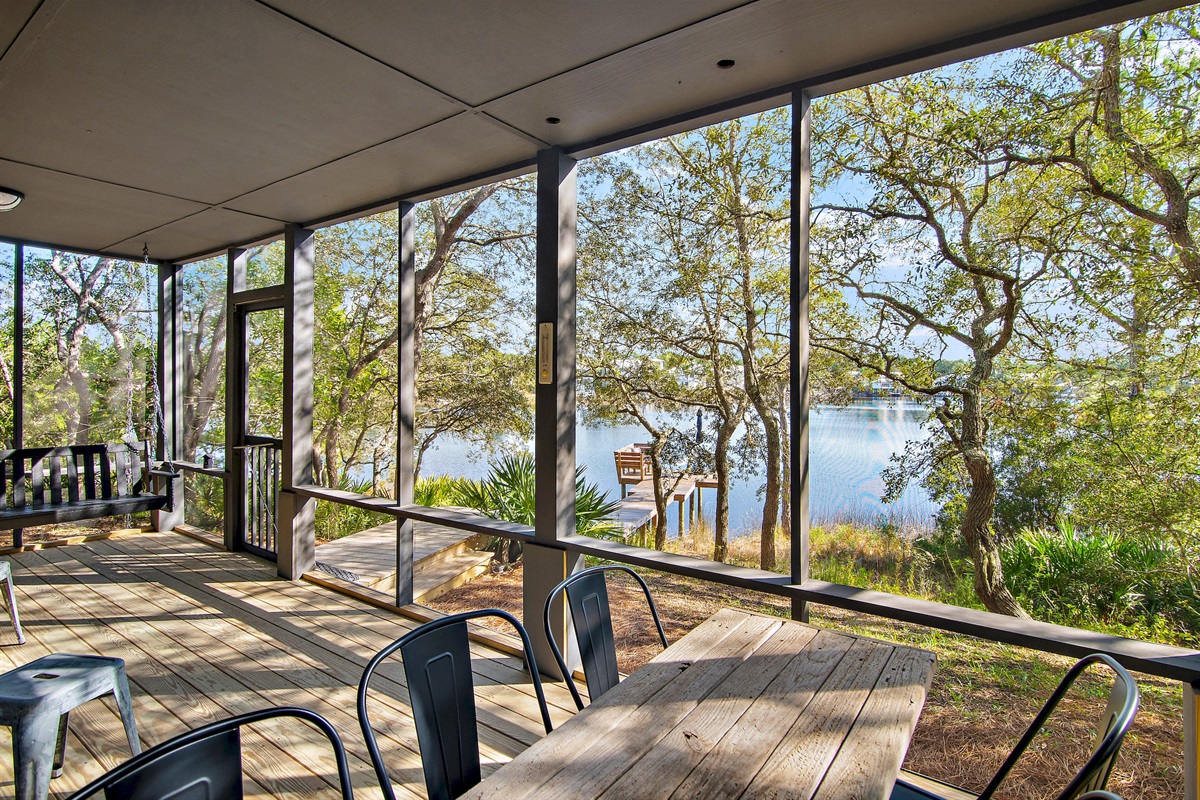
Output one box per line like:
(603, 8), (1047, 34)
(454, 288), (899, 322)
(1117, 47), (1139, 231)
(411, 183), (536, 475)
(811, 72), (1073, 617)
(307, 181), (536, 491)
(180, 256), (228, 462)
(674, 116), (791, 570)
(1010, 13), (1200, 298)
(985, 11), (1200, 597)
(580, 111), (791, 568)
(20, 252), (154, 446)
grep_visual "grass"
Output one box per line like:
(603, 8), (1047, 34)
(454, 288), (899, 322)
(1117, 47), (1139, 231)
(428, 562), (1186, 800)
(428, 516), (1192, 798)
(663, 517), (1198, 647)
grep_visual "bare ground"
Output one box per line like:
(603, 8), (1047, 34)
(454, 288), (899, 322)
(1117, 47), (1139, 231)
(428, 564), (1184, 800)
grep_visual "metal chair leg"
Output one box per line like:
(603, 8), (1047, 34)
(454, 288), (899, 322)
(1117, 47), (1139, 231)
(13, 711), (60, 800)
(51, 712), (69, 777)
(110, 670), (141, 755)
(1, 562), (24, 644)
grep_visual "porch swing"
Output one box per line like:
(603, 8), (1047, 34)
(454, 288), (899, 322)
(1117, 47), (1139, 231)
(0, 247), (179, 533)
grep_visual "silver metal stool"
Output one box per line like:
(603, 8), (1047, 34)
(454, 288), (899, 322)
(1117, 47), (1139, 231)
(0, 560), (23, 644)
(0, 653), (140, 800)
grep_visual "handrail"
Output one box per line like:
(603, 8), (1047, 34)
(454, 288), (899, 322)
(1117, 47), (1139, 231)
(290, 485), (1200, 686)
(171, 460), (230, 479)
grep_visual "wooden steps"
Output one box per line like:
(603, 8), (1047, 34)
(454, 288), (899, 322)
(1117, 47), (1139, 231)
(314, 517), (495, 599)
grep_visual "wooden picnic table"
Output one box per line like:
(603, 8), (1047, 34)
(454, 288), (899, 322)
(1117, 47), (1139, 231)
(462, 607), (935, 800)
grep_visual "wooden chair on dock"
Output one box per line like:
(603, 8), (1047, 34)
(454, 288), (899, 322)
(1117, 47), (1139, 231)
(614, 445), (651, 498)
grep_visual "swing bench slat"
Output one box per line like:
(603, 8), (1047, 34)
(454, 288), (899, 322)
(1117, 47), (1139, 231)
(0, 441), (177, 532)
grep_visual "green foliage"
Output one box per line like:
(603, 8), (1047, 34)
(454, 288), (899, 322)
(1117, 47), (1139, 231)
(414, 474), (472, 507)
(15, 252), (158, 446)
(179, 256), (228, 463)
(315, 477), (394, 542)
(183, 473), (225, 535)
(454, 453), (622, 541)
(1003, 522), (1198, 641)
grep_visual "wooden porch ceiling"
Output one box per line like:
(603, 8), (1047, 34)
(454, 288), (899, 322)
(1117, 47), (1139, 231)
(0, 531), (578, 799)
(0, 0), (1186, 263)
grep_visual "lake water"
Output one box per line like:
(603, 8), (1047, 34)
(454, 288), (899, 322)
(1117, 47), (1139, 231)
(420, 399), (940, 535)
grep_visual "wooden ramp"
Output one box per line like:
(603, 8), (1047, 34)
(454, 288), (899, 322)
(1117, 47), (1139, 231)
(0, 531), (576, 799)
(314, 518), (493, 602)
(609, 474), (718, 538)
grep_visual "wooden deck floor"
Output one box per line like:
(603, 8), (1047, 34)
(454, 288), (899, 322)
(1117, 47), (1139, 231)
(1, 531), (577, 799)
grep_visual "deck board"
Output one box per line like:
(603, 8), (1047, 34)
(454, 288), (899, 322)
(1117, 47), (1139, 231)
(1, 531), (569, 799)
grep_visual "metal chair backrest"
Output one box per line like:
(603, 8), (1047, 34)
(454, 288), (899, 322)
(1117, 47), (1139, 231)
(358, 609), (553, 800)
(544, 565), (668, 711)
(64, 706), (354, 800)
(978, 653), (1139, 800)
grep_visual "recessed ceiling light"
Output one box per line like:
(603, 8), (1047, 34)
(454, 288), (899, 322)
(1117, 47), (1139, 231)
(545, 117), (561, 125)
(0, 186), (24, 212)
(716, 59), (736, 69)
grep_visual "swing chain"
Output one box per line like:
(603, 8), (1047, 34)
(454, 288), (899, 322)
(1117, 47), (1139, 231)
(136, 243), (172, 464)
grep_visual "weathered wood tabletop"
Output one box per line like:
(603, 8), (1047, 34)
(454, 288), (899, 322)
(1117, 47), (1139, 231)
(461, 607), (935, 800)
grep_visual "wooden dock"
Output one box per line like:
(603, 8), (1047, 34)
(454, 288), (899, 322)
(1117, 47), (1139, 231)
(610, 474), (718, 538)
(610, 443), (718, 538)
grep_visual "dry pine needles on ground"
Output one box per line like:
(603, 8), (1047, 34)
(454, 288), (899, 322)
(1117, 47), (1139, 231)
(428, 564), (1183, 800)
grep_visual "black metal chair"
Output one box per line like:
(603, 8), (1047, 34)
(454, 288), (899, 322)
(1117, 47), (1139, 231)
(543, 565), (668, 711)
(65, 706), (355, 800)
(358, 609), (553, 800)
(893, 653), (1139, 800)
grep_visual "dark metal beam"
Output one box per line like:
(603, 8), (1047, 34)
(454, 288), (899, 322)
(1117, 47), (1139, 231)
(0, 235), (178, 267)
(12, 244), (23, 452)
(528, 146), (585, 675)
(229, 286), (286, 309)
(790, 93), (811, 621)
(153, 260), (186, 531)
(294, 487), (1200, 684)
(224, 248), (249, 552)
(534, 147), (578, 545)
(548, 533), (1200, 685)
(395, 201), (416, 606)
(11, 243), (24, 548)
(278, 223), (316, 580)
(158, 262), (186, 462)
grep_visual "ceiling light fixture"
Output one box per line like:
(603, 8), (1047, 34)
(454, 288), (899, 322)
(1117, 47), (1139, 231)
(716, 59), (736, 69)
(0, 186), (23, 212)
(545, 116), (561, 125)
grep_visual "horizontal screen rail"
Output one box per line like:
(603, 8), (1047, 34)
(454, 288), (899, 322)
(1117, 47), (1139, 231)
(296, 488), (1200, 685)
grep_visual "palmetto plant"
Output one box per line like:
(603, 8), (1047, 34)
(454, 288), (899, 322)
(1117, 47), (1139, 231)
(456, 454), (622, 550)
(1003, 520), (1192, 629)
(414, 474), (472, 508)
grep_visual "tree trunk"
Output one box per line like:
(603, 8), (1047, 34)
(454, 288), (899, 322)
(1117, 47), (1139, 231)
(956, 390), (1029, 618)
(713, 419), (734, 562)
(324, 424), (341, 488)
(183, 302), (228, 461)
(757, 414), (781, 571)
(778, 387), (791, 536)
(649, 435), (670, 550)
